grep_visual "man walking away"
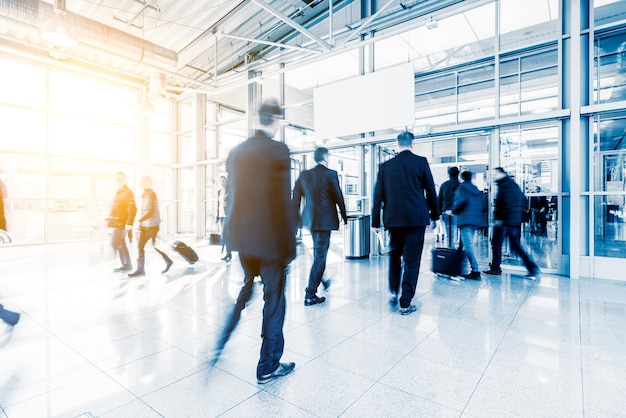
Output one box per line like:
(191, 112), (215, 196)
(483, 167), (541, 280)
(438, 166), (460, 246)
(372, 131), (440, 315)
(292, 147), (347, 306)
(452, 171), (487, 280)
(215, 99), (297, 384)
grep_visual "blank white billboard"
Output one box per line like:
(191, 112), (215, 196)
(314, 63), (415, 139)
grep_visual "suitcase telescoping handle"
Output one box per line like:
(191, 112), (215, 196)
(446, 213), (462, 251)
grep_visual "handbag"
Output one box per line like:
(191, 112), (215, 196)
(209, 223), (221, 245)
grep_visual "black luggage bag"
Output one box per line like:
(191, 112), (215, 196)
(172, 240), (199, 264)
(432, 215), (464, 278)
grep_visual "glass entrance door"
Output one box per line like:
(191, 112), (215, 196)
(498, 123), (561, 273)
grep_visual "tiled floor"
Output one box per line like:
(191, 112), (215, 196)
(0, 232), (625, 417)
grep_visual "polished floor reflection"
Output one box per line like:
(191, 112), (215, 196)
(0, 232), (624, 417)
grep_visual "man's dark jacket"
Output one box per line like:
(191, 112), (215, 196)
(494, 175), (526, 226)
(224, 130), (296, 261)
(438, 177), (460, 213)
(372, 150), (439, 228)
(109, 185), (136, 227)
(292, 164), (347, 231)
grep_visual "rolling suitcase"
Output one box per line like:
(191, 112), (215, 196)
(172, 240), (199, 264)
(432, 215), (464, 278)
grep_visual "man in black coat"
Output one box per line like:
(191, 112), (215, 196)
(483, 167), (541, 279)
(292, 147), (347, 306)
(372, 132), (440, 315)
(438, 166), (460, 246)
(220, 99), (296, 384)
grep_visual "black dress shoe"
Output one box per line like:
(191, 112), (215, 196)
(221, 253), (232, 262)
(304, 295), (326, 306)
(257, 362), (295, 384)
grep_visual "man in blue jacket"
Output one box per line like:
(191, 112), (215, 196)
(483, 167), (541, 280)
(452, 171), (487, 280)
(292, 147), (347, 306)
(372, 131), (440, 315)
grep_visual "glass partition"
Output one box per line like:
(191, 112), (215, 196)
(593, 30), (626, 104)
(594, 113), (626, 257)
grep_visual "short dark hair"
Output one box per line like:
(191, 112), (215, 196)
(449, 167), (459, 178)
(494, 167), (506, 175)
(314, 147), (329, 163)
(397, 131), (414, 147)
(460, 170), (472, 181)
(259, 99), (282, 126)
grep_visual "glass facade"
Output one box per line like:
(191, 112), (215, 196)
(0, 57), (171, 244)
(1, 1), (625, 277)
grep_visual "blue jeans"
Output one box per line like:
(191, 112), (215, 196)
(459, 226), (479, 272)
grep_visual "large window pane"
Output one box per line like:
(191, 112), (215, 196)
(0, 106), (47, 152)
(594, 0), (626, 27)
(500, 0), (558, 51)
(49, 115), (135, 160)
(49, 71), (134, 125)
(0, 57), (46, 109)
(594, 31), (626, 104)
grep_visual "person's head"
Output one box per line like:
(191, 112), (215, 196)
(449, 166), (459, 179)
(460, 170), (473, 182)
(219, 175), (227, 188)
(258, 98), (282, 134)
(396, 131), (414, 148)
(140, 176), (152, 190)
(115, 172), (126, 188)
(492, 167), (507, 181)
(314, 147), (329, 165)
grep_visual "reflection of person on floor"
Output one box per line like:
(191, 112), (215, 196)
(292, 147), (347, 307)
(483, 167), (541, 280)
(129, 176), (166, 277)
(108, 172), (137, 273)
(211, 99), (297, 385)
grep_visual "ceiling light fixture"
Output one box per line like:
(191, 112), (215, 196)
(39, 0), (79, 48)
(426, 16), (438, 30)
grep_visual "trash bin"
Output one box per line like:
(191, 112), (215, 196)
(344, 214), (370, 259)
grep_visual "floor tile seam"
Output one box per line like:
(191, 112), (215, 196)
(3, 369), (142, 413)
(215, 388), (318, 418)
(110, 360), (218, 400)
(457, 280), (537, 415)
(45, 324), (176, 376)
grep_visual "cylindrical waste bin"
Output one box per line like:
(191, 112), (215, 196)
(344, 214), (370, 259)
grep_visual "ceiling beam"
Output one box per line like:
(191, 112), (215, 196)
(250, 0), (333, 51)
(340, 0), (396, 47)
(220, 32), (322, 54)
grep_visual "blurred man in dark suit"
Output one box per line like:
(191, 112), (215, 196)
(217, 99), (297, 385)
(372, 131), (439, 315)
(292, 147), (347, 306)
